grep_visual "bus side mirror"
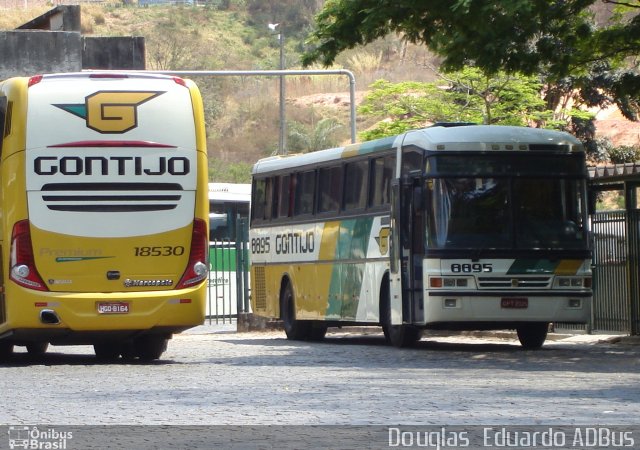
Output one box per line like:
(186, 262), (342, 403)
(390, 180), (400, 274)
(413, 185), (423, 210)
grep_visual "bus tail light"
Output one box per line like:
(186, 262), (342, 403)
(9, 220), (48, 291)
(176, 219), (209, 289)
(28, 75), (44, 87)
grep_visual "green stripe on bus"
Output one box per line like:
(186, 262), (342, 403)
(326, 218), (374, 318)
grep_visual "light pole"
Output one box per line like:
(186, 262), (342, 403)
(268, 23), (286, 154)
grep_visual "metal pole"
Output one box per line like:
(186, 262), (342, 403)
(102, 69), (358, 144)
(278, 32), (286, 154)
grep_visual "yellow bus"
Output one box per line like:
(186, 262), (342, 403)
(0, 72), (209, 360)
(249, 125), (592, 348)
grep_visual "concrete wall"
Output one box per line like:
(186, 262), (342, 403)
(0, 5), (145, 79)
(83, 37), (146, 70)
(0, 31), (82, 79)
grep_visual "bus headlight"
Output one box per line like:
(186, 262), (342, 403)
(556, 277), (590, 288)
(430, 277), (469, 288)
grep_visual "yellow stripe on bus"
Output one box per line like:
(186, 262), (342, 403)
(554, 259), (583, 275)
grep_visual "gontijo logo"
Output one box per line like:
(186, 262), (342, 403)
(54, 91), (165, 134)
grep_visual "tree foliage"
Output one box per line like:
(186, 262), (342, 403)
(357, 69), (577, 140)
(288, 117), (344, 152)
(302, 0), (640, 120)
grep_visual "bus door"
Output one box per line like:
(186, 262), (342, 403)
(390, 176), (424, 325)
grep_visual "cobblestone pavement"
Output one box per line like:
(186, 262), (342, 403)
(0, 326), (639, 448)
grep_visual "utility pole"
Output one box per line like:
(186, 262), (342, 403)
(269, 23), (286, 155)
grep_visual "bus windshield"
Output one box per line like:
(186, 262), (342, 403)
(424, 176), (588, 250)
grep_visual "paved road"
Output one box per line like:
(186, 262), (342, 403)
(0, 326), (638, 448)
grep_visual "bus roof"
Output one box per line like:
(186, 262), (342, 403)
(403, 125), (583, 151)
(252, 125), (584, 175)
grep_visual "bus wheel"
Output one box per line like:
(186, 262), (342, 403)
(281, 282), (310, 340)
(516, 323), (549, 349)
(120, 342), (137, 360)
(26, 342), (49, 356)
(380, 283), (421, 348)
(0, 340), (13, 360)
(135, 335), (168, 361)
(307, 323), (328, 341)
(93, 343), (121, 361)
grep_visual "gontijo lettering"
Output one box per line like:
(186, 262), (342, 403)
(275, 231), (315, 254)
(34, 156), (190, 176)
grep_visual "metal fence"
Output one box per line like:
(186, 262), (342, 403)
(590, 211), (630, 332)
(206, 218), (250, 324)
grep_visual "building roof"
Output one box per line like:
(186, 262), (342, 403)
(588, 163), (640, 183)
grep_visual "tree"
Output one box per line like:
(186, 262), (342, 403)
(288, 117), (344, 152)
(302, 0), (640, 120)
(357, 68), (569, 140)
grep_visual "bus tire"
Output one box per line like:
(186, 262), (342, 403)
(135, 335), (168, 361)
(516, 322), (549, 349)
(0, 340), (13, 360)
(26, 342), (49, 356)
(94, 343), (121, 361)
(281, 282), (311, 340)
(307, 323), (328, 341)
(380, 280), (421, 348)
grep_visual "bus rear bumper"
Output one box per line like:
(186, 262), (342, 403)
(0, 285), (206, 342)
(2, 326), (190, 346)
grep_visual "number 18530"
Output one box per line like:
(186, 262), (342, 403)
(134, 246), (185, 256)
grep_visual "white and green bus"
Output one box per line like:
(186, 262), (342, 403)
(249, 125), (592, 348)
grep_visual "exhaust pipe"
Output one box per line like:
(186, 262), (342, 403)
(40, 309), (60, 325)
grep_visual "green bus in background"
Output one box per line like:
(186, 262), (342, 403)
(208, 183), (251, 320)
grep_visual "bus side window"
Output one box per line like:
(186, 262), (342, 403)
(344, 160), (368, 210)
(278, 175), (292, 218)
(252, 178), (266, 223)
(369, 155), (394, 207)
(0, 97), (7, 157)
(318, 165), (342, 213)
(270, 176), (280, 219)
(264, 177), (276, 221)
(294, 170), (316, 216)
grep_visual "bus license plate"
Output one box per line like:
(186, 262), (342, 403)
(97, 302), (130, 314)
(501, 298), (528, 309)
